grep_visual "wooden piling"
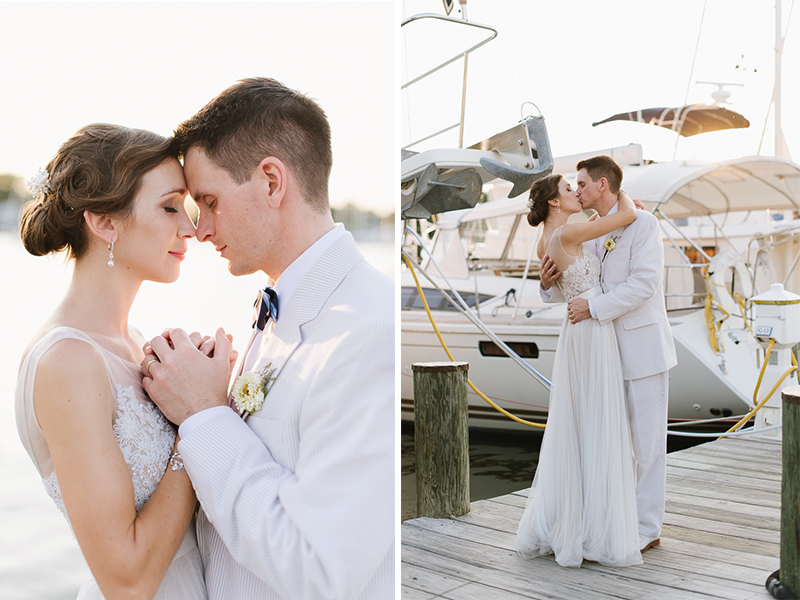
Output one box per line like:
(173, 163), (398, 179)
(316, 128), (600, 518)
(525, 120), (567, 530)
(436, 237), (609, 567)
(412, 361), (470, 518)
(781, 385), (800, 595)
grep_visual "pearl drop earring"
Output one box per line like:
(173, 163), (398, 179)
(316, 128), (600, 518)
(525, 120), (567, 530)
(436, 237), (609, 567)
(108, 242), (115, 267)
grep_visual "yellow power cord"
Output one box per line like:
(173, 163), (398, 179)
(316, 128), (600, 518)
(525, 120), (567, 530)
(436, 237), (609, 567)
(703, 270), (754, 355)
(703, 271), (733, 354)
(403, 254), (546, 429)
(719, 338), (798, 438)
(732, 292), (754, 334)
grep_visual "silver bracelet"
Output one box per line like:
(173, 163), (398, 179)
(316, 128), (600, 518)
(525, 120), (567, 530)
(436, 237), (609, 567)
(169, 449), (185, 472)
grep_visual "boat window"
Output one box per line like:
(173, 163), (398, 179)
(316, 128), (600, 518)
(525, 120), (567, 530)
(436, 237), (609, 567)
(401, 286), (494, 311)
(463, 219), (489, 244)
(683, 246), (717, 264)
(479, 341), (539, 359)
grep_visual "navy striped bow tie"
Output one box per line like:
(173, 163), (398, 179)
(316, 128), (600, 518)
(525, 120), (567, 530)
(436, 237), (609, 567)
(252, 287), (279, 333)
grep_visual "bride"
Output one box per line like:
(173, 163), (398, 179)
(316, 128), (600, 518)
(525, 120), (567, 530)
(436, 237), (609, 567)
(15, 124), (231, 599)
(515, 174), (642, 567)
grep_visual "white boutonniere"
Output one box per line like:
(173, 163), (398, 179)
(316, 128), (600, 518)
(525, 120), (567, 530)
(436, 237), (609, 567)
(231, 362), (276, 415)
(602, 233), (623, 262)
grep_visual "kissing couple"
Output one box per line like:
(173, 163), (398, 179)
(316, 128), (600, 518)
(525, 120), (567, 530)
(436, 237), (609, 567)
(16, 78), (394, 599)
(515, 156), (678, 567)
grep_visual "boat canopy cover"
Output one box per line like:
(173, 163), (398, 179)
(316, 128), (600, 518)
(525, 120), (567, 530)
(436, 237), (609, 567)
(625, 156), (800, 218)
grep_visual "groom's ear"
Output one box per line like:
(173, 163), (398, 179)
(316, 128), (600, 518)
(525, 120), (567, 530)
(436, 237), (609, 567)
(255, 157), (287, 208)
(83, 211), (119, 245)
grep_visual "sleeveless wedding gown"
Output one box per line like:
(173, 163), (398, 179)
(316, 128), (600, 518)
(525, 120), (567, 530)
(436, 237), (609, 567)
(516, 227), (642, 567)
(15, 326), (207, 599)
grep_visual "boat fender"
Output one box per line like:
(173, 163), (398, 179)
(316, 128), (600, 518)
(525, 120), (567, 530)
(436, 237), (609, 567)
(707, 250), (753, 316)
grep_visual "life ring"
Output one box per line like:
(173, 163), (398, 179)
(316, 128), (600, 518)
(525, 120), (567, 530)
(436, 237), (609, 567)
(707, 250), (754, 316)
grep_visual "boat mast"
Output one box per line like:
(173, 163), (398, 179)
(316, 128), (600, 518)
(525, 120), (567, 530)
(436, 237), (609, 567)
(775, 0), (792, 159)
(457, 0), (469, 148)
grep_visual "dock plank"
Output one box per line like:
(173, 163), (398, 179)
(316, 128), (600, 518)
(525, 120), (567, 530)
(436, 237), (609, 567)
(402, 435), (783, 599)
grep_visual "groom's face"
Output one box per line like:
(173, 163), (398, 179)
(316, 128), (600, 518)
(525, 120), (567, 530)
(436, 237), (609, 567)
(575, 168), (602, 210)
(184, 147), (269, 276)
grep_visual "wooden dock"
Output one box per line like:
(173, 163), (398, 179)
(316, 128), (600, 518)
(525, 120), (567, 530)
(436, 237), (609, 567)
(402, 436), (782, 599)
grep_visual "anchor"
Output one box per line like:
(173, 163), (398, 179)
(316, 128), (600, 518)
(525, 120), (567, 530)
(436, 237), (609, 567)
(478, 116), (554, 198)
(401, 163), (482, 219)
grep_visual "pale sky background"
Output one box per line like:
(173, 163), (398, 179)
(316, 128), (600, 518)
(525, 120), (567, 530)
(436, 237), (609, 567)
(402, 0), (799, 165)
(0, 0), (395, 216)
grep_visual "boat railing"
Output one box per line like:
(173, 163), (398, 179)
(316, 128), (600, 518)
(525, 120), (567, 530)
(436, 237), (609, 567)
(657, 209), (715, 263)
(744, 228), (800, 291)
(401, 12), (498, 149)
(663, 262), (709, 312)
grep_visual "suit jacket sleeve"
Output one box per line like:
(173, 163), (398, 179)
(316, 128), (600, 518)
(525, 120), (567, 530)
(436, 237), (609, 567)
(591, 213), (663, 325)
(178, 315), (394, 600)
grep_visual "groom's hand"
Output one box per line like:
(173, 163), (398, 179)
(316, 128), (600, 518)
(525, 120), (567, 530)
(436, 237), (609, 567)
(539, 254), (560, 291)
(142, 328), (232, 425)
(568, 298), (592, 324)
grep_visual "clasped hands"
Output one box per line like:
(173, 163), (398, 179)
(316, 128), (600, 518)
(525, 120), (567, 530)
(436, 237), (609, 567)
(141, 328), (239, 426)
(539, 254), (591, 325)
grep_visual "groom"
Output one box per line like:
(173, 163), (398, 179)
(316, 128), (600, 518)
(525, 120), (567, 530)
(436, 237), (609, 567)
(539, 155), (677, 553)
(141, 78), (394, 599)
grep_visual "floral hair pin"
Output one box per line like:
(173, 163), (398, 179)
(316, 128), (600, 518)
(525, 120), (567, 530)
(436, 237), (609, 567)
(231, 362), (276, 416)
(27, 168), (51, 202)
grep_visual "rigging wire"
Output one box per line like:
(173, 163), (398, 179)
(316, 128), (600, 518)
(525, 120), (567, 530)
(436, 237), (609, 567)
(674, 0), (709, 159)
(682, 0), (709, 106)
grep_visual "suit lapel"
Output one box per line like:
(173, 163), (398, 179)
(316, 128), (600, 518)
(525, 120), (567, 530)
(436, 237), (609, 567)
(599, 224), (628, 285)
(250, 233), (364, 385)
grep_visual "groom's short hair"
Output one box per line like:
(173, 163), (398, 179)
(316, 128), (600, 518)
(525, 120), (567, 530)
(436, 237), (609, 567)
(173, 78), (332, 213)
(576, 155), (623, 195)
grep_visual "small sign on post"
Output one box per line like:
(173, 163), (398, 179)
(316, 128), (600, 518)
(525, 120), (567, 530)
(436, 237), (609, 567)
(412, 361), (470, 518)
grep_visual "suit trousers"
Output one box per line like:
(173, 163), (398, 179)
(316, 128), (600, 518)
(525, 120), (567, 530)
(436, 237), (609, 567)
(624, 371), (669, 540)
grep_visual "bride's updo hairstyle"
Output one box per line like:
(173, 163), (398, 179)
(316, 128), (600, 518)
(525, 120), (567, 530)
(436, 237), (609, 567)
(20, 123), (175, 259)
(526, 174), (563, 227)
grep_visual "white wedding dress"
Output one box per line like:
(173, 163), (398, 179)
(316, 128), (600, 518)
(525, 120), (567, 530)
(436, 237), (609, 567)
(15, 326), (207, 599)
(516, 227), (642, 567)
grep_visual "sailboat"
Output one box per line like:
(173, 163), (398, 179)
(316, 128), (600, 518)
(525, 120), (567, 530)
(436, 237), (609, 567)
(400, 3), (800, 431)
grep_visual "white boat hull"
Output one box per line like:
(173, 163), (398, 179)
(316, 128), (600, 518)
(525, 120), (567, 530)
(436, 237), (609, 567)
(401, 303), (770, 430)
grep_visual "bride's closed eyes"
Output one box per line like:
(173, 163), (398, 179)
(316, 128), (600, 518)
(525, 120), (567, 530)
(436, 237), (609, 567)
(161, 193), (189, 215)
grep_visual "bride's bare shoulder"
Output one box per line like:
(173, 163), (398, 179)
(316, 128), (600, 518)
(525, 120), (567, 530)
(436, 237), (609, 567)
(33, 337), (112, 417)
(537, 226), (558, 260)
(537, 236), (547, 260)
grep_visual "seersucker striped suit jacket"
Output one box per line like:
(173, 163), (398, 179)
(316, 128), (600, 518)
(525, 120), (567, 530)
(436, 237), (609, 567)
(179, 233), (395, 599)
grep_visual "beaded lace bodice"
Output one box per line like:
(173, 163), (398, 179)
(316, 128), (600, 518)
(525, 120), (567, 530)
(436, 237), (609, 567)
(557, 243), (601, 301)
(16, 327), (175, 529)
(547, 227), (601, 301)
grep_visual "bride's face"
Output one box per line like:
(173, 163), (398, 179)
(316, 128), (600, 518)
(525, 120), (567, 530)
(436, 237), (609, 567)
(557, 178), (581, 215)
(116, 158), (196, 283)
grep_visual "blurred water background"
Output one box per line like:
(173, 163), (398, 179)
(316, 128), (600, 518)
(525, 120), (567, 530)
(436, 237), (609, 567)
(0, 228), (394, 600)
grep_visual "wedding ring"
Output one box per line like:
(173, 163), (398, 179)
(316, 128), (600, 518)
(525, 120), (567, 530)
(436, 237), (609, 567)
(144, 358), (159, 377)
